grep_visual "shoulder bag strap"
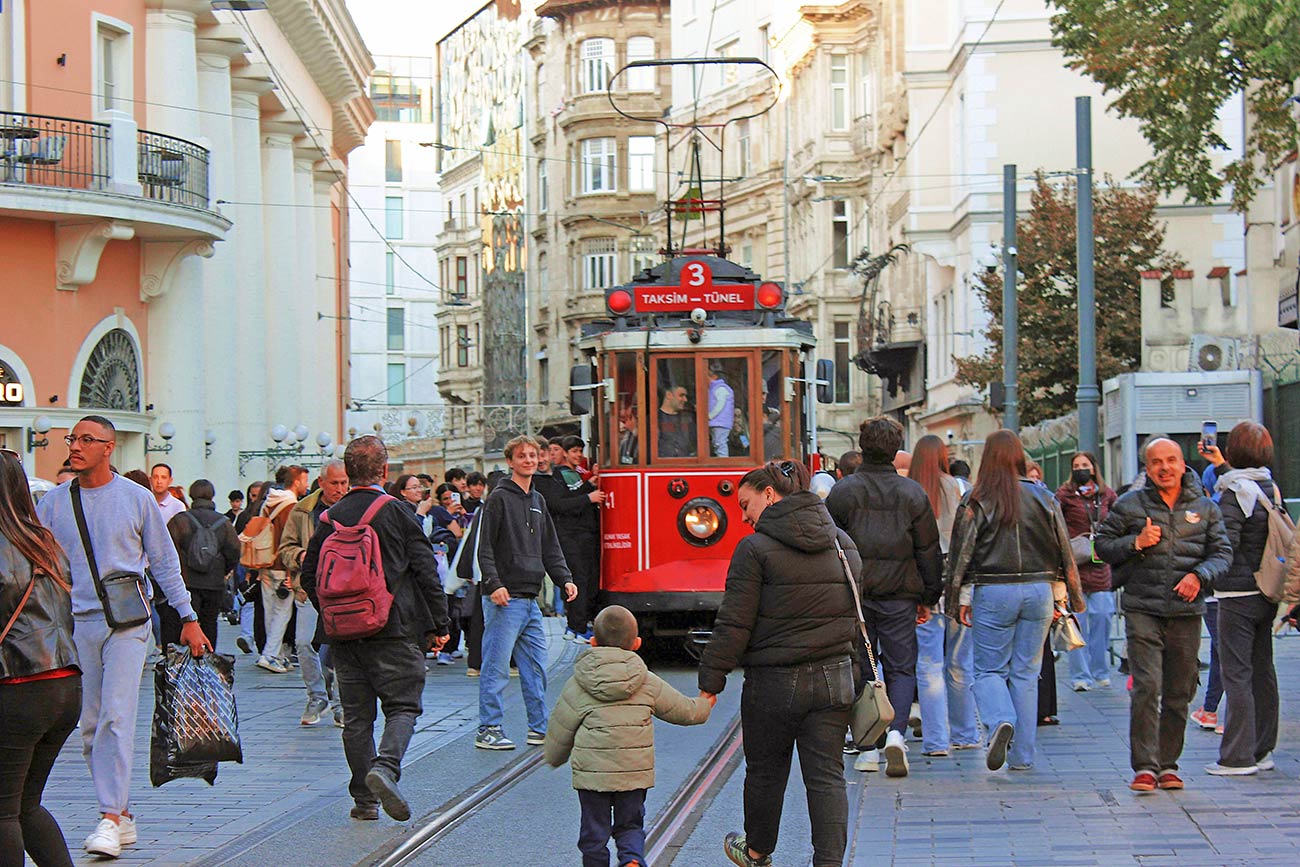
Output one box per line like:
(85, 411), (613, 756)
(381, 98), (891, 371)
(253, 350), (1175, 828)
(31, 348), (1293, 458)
(69, 480), (106, 600)
(833, 537), (881, 683)
(357, 493), (396, 527)
(0, 578), (36, 645)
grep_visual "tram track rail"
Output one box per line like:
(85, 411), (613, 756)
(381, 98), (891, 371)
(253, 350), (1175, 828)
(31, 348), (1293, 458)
(361, 710), (743, 867)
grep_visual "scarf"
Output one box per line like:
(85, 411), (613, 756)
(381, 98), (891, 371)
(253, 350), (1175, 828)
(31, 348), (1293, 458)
(1215, 466), (1274, 517)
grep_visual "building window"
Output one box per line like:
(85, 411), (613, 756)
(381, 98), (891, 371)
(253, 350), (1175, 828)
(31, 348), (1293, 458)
(385, 139), (402, 182)
(459, 192), (467, 224)
(628, 136), (655, 192)
(580, 137), (616, 193)
(630, 235), (657, 276)
(387, 307), (405, 351)
(538, 159), (549, 212)
(833, 321), (851, 404)
(736, 119), (751, 177)
(439, 258), (448, 292)
(440, 326), (449, 362)
(386, 252), (396, 295)
(455, 256), (468, 298)
(538, 253), (549, 306)
(583, 238), (617, 290)
(830, 54), (848, 131)
(385, 196), (403, 239)
(95, 19), (132, 115)
(538, 357), (550, 405)
(581, 38), (614, 94)
(386, 362), (406, 404)
(740, 241), (753, 268)
(456, 324), (469, 367)
(626, 37), (655, 91)
(832, 200), (849, 268)
(858, 50), (873, 119)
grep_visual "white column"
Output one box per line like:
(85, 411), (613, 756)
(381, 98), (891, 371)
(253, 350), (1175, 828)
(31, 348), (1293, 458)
(230, 85), (270, 465)
(196, 42), (240, 490)
(292, 155), (323, 441)
(314, 172), (343, 447)
(261, 131), (301, 421)
(143, 3), (203, 483)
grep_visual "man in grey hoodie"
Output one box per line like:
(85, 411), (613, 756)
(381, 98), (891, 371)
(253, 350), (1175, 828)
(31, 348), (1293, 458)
(474, 435), (577, 751)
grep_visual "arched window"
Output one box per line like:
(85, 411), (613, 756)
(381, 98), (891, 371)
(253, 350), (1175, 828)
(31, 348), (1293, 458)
(581, 38), (614, 94)
(626, 37), (655, 91)
(78, 328), (140, 411)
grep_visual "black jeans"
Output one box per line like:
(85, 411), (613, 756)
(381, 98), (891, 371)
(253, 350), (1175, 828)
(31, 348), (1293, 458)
(445, 594), (469, 655)
(468, 585), (484, 671)
(860, 598), (917, 735)
(1216, 594), (1279, 768)
(0, 675), (82, 867)
(1037, 636), (1057, 719)
(562, 533), (600, 635)
(331, 638), (426, 805)
(1125, 611), (1201, 773)
(577, 788), (646, 867)
(741, 657), (853, 867)
(159, 587), (223, 649)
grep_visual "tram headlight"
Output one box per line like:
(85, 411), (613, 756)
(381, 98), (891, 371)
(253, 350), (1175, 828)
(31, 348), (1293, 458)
(677, 497), (727, 547)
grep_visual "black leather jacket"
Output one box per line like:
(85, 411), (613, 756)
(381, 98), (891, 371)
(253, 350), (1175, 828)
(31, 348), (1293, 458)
(944, 479), (1085, 614)
(0, 537), (78, 680)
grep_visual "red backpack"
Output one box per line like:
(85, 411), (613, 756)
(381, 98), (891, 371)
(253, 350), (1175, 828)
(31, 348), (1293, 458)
(316, 494), (396, 641)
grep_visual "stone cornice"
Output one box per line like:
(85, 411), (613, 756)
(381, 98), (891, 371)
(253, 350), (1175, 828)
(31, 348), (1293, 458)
(537, 0), (668, 23)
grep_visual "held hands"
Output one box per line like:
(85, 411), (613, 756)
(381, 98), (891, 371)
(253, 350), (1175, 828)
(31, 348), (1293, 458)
(1174, 573), (1201, 602)
(957, 605), (973, 628)
(489, 587), (511, 606)
(179, 621), (211, 658)
(915, 604), (931, 625)
(563, 582), (578, 602)
(1135, 517), (1161, 551)
(416, 498), (435, 517)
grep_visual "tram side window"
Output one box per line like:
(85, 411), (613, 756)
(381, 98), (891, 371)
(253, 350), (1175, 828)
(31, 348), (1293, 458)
(760, 350), (785, 462)
(655, 358), (697, 458)
(705, 356), (750, 459)
(614, 351), (639, 465)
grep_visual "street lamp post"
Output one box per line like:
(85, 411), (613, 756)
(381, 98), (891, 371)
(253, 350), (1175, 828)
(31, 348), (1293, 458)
(1075, 96), (1100, 454)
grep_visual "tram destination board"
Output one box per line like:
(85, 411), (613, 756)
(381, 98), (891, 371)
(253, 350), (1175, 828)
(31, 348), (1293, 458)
(633, 260), (755, 312)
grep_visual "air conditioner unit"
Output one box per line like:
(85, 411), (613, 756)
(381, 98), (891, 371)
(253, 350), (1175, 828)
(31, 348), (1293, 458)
(1188, 335), (1240, 372)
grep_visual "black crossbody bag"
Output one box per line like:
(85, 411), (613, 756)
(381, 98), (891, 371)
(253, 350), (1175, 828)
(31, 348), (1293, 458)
(70, 480), (153, 629)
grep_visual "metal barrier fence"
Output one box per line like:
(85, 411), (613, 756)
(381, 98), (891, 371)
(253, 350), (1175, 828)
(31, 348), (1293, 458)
(136, 128), (210, 209)
(0, 110), (109, 190)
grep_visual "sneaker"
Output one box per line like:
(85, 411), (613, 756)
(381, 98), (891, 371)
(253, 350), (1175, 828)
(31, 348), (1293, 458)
(1214, 722), (1224, 735)
(475, 726), (516, 750)
(256, 655), (290, 674)
(1256, 752), (1275, 771)
(236, 636), (254, 654)
(853, 749), (880, 772)
(301, 697), (329, 726)
(509, 666), (520, 677)
(723, 831), (772, 867)
(842, 735), (860, 756)
(1204, 762), (1257, 776)
(1191, 708), (1218, 730)
(450, 649), (465, 659)
(436, 653), (454, 666)
(466, 668), (481, 678)
(1157, 771), (1185, 789)
(952, 742), (981, 751)
(333, 708), (345, 728)
(573, 631), (594, 644)
(1129, 771), (1158, 792)
(1008, 763), (1033, 771)
(365, 769), (411, 821)
(986, 722), (1014, 771)
(1071, 681), (1091, 692)
(350, 803), (379, 821)
(84, 818), (122, 857)
(526, 730), (546, 746)
(921, 749), (950, 758)
(1095, 678), (1111, 688)
(884, 730), (909, 777)
(117, 814), (136, 845)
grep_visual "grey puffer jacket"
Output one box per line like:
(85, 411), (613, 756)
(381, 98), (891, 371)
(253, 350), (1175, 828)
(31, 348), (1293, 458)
(698, 491), (858, 695)
(1094, 470), (1231, 618)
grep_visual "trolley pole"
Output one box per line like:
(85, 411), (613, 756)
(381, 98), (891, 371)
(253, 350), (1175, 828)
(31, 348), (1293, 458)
(1002, 164), (1019, 433)
(1075, 97), (1100, 454)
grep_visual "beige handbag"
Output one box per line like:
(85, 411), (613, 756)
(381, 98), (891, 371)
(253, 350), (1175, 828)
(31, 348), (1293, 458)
(834, 539), (895, 749)
(1050, 603), (1086, 652)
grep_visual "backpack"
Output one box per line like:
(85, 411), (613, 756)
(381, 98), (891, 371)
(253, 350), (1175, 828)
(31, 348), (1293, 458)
(1254, 484), (1296, 603)
(185, 512), (222, 573)
(316, 494), (396, 641)
(238, 498), (293, 569)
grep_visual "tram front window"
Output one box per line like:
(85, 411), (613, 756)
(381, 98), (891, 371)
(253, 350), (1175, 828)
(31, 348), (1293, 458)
(656, 357), (697, 458)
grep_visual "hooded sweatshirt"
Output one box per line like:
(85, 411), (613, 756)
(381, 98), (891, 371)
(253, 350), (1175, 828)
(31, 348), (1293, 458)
(475, 479), (573, 598)
(698, 491), (859, 695)
(544, 646), (711, 791)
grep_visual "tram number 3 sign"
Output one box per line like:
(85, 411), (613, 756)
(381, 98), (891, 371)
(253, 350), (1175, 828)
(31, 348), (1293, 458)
(634, 260), (755, 312)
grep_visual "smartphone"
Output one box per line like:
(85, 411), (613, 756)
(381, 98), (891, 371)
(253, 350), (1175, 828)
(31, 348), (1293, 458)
(1201, 420), (1217, 451)
(449, 491), (461, 506)
(433, 542), (448, 555)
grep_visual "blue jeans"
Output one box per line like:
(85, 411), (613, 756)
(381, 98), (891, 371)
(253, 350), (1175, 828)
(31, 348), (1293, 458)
(1203, 602), (1223, 712)
(971, 583), (1053, 769)
(916, 614), (981, 752)
(1067, 590), (1115, 687)
(479, 597), (549, 732)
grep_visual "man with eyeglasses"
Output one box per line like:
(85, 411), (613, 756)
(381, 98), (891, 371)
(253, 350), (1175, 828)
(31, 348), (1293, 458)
(36, 416), (209, 858)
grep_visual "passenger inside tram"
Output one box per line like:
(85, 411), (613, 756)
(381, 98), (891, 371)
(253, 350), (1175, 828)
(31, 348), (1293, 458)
(618, 404), (638, 464)
(657, 383), (697, 457)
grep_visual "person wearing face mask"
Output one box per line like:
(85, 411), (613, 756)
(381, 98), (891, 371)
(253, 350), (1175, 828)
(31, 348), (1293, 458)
(1055, 453), (1119, 692)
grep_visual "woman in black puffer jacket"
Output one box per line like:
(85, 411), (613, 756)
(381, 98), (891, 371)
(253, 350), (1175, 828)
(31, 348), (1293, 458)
(1205, 422), (1281, 775)
(699, 461), (858, 867)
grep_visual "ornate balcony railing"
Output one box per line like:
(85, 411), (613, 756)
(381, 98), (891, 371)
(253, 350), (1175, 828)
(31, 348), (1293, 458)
(0, 111), (110, 191)
(136, 128), (210, 209)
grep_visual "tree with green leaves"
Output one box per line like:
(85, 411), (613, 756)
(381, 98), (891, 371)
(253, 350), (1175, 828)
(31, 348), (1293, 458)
(955, 175), (1184, 427)
(1050, 0), (1300, 211)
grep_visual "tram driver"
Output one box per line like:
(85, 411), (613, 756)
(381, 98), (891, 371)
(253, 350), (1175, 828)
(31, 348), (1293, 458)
(657, 384), (697, 458)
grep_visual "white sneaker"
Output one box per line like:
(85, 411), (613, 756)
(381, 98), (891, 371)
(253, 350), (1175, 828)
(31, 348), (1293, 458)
(118, 814), (136, 845)
(84, 818), (121, 857)
(256, 655), (290, 674)
(1257, 752), (1276, 771)
(1204, 762), (1257, 776)
(853, 748), (880, 772)
(884, 730), (910, 777)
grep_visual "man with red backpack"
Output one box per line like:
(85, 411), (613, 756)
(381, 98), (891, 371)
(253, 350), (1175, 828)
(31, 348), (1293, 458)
(300, 436), (449, 822)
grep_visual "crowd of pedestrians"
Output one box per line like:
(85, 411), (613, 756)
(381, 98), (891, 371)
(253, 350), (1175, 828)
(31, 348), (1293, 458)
(1, 412), (1297, 867)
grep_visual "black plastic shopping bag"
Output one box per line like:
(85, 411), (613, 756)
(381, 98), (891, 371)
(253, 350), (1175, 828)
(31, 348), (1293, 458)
(150, 647), (243, 787)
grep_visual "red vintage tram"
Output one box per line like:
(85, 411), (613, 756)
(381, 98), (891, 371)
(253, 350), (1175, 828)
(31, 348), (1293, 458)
(570, 254), (833, 650)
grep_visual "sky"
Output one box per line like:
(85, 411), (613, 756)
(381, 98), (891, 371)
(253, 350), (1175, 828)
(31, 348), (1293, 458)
(345, 0), (487, 56)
